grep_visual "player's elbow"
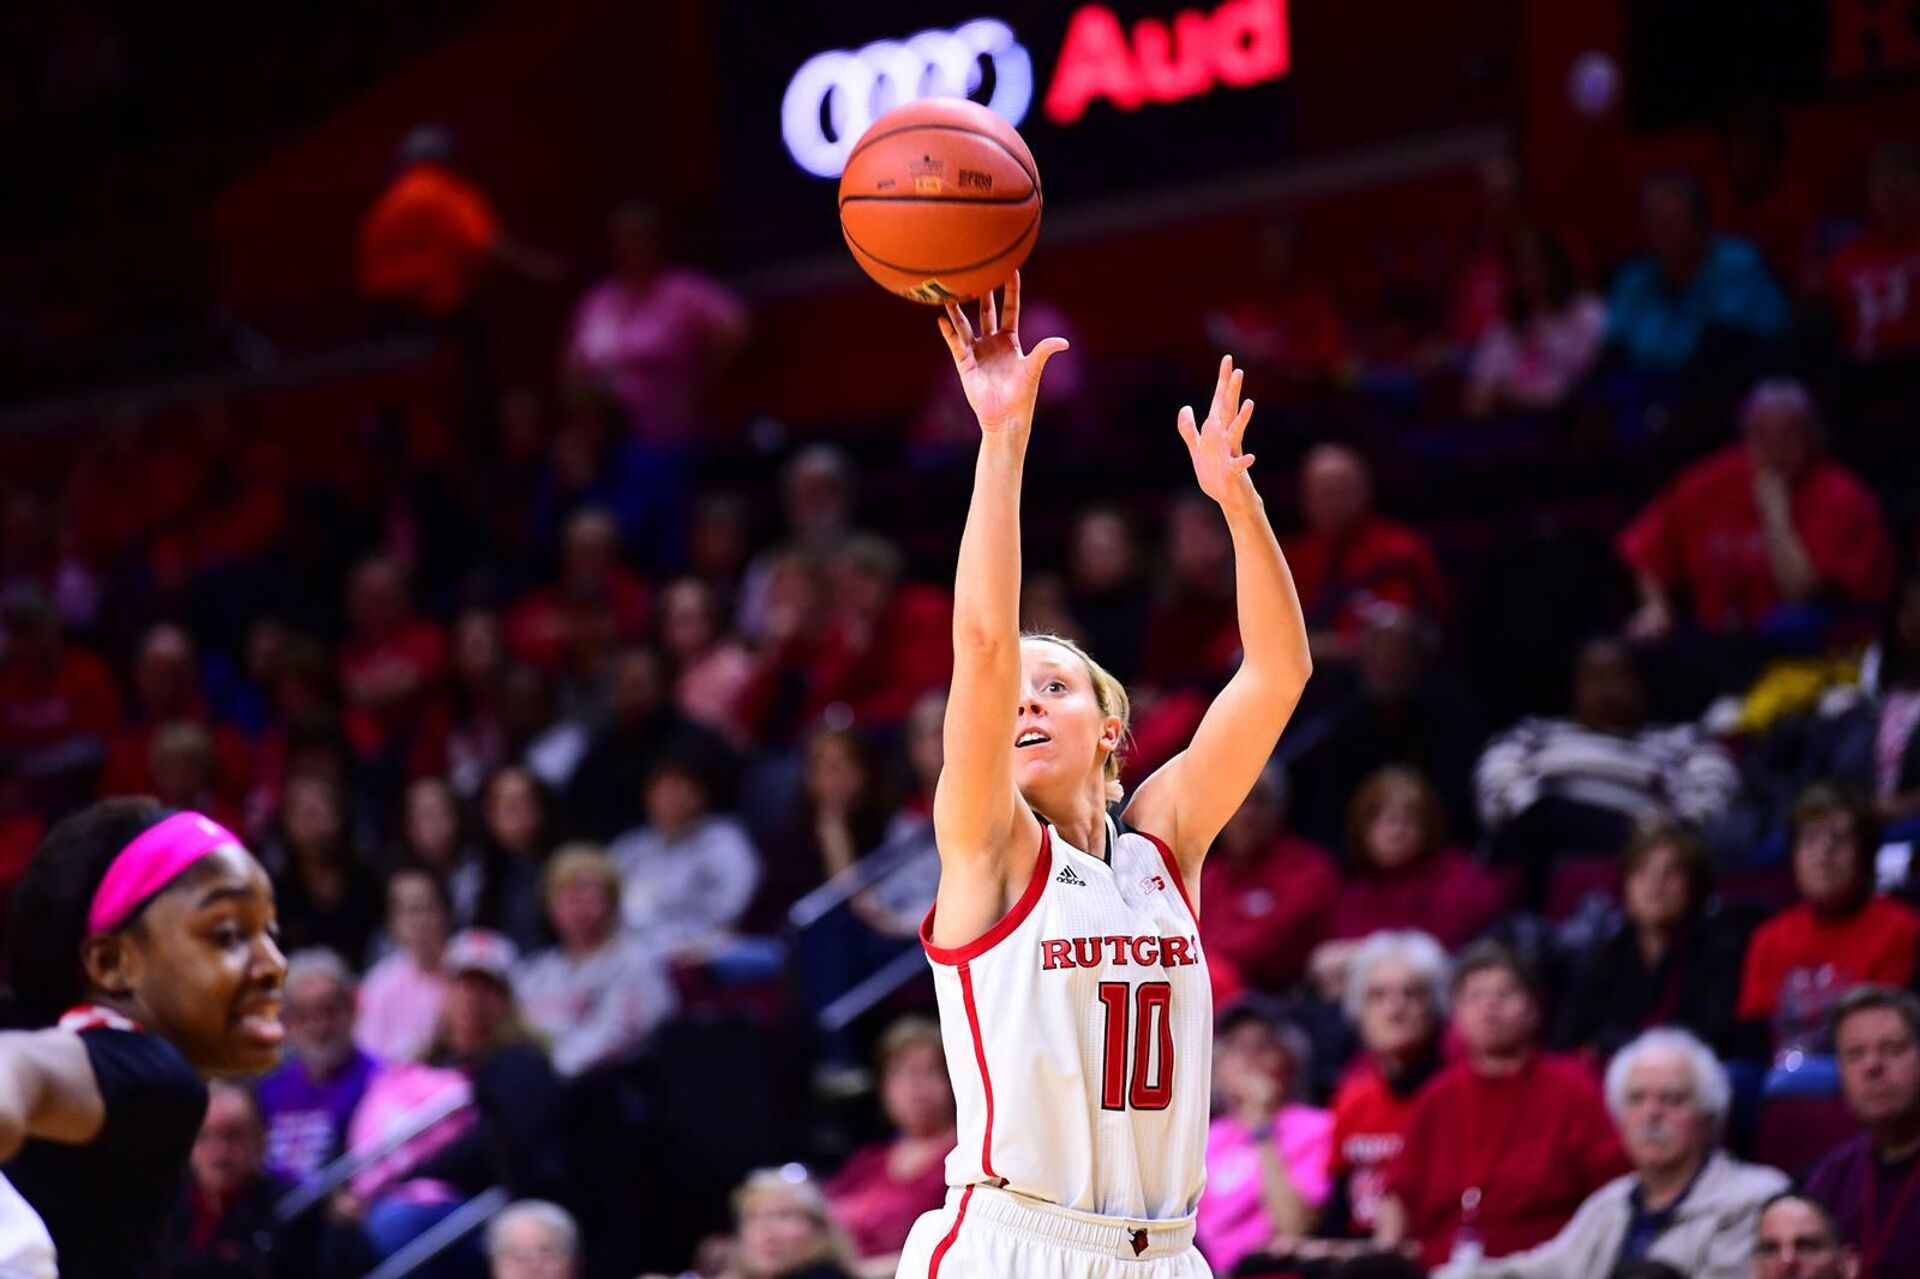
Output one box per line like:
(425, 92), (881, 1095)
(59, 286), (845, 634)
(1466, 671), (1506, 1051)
(952, 622), (1013, 663)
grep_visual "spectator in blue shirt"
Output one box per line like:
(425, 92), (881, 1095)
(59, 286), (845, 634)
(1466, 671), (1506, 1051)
(1608, 175), (1790, 374)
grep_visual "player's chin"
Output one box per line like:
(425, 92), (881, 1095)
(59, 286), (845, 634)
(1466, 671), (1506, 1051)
(224, 1012), (287, 1073)
(1012, 753), (1058, 790)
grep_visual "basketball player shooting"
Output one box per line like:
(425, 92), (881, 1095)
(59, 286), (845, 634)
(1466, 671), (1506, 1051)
(896, 272), (1312, 1277)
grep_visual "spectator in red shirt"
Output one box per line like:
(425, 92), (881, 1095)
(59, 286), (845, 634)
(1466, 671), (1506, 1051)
(102, 623), (252, 804)
(1620, 379), (1895, 643)
(1824, 143), (1920, 363)
(66, 411), (203, 578)
(505, 508), (650, 675)
(1199, 761), (1340, 993)
(357, 125), (559, 320)
(1329, 930), (1449, 1237)
(151, 394), (289, 596)
(1377, 941), (1631, 1270)
(0, 584), (119, 818)
(1282, 446), (1452, 662)
(338, 555), (449, 768)
(1205, 219), (1353, 386)
(823, 1017), (955, 1275)
(1739, 785), (1920, 1064)
(1319, 766), (1506, 965)
(801, 535), (952, 730)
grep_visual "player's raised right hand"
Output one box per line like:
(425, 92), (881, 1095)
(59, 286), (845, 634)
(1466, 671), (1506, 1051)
(936, 271), (1069, 436)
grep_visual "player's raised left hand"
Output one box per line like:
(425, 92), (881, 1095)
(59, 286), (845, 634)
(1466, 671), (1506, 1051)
(1178, 355), (1258, 510)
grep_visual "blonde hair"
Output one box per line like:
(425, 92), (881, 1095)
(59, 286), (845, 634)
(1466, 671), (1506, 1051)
(542, 841), (620, 907)
(1022, 633), (1132, 804)
(876, 1014), (945, 1074)
(731, 1166), (859, 1275)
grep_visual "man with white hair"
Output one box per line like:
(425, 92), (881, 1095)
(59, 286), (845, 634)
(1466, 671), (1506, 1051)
(487, 1199), (579, 1279)
(1437, 1028), (1785, 1278)
(254, 949), (378, 1185)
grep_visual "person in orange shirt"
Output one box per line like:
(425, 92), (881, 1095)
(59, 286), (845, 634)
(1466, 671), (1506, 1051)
(356, 124), (560, 320)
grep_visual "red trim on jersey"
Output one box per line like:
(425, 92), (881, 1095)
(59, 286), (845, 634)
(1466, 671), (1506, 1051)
(1138, 828), (1198, 921)
(928, 1184), (973, 1277)
(919, 825), (1053, 966)
(957, 964), (1001, 1180)
(58, 1004), (141, 1033)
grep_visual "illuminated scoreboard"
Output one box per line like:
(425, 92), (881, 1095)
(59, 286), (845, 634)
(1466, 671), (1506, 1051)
(718, 0), (1297, 263)
(777, 1), (1291, 178)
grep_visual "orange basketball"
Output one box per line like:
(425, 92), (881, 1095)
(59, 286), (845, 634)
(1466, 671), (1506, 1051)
(838, 99), (1042, 305)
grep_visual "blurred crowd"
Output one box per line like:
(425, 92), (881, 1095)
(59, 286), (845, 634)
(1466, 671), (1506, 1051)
(2, 107), (1920, 1279)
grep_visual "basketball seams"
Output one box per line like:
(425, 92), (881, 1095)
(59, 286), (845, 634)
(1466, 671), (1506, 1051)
(841, 205), (1040, 279)
(839, 193), (1038, 208)
(843, 122), (1040, 195)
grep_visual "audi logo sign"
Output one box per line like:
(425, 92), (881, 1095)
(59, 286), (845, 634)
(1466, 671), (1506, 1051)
(780, 18), (1034, 179)
(779, 3), (1291, 178)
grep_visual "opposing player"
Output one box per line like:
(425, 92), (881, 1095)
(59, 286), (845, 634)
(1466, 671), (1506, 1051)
(0, 798), (287, 1278)
(897, 274), (1312, 1277)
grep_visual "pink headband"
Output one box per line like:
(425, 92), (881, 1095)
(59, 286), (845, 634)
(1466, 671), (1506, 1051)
(87, 812), (246, 935)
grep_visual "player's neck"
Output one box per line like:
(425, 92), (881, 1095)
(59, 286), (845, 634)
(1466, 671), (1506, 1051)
(1032, 783), (1111, 861)
(1053, 807), (1109, 863)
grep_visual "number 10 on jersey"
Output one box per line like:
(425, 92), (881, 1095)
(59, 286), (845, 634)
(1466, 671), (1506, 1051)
(1097, 981), (1174, 1110)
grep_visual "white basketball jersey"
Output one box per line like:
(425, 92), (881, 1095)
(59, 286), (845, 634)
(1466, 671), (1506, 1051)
(919, 817), (1212, 1222)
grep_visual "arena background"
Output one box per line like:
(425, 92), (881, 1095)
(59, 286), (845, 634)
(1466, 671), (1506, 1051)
(1, 0), (1919, 1276)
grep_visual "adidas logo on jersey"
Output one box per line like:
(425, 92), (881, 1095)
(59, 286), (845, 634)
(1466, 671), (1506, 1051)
(1055, 865), (1086, 887)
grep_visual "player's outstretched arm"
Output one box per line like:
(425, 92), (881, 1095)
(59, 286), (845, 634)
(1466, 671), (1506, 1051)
(1128, 356), (1311, 881)
(932, 273), (1067, 865)
(0, 1030), (106, 1159)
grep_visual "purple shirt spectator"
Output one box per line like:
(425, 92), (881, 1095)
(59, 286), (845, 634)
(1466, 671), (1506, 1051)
(258, 1049), (380, 1185)
(259, 949), (380, 1185)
